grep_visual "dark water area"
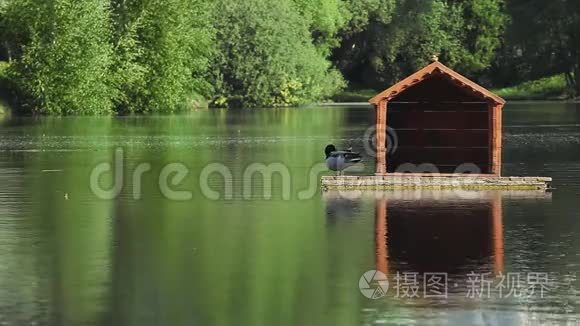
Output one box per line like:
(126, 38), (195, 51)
(0, 102), (579, 325)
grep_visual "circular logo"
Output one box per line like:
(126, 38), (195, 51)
(363, 126), (399, 158)
(359, 270), (389, 299)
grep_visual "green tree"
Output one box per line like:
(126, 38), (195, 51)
(331, 0), (396, 87)
(6, 0), (114, 114)
(0, 1), (8, 61)
(0, 0), (18, 62)
(333, 0), (507, 89)
(292, 0), (349, 51)
(459, 0), (507, 72)
(342, 0), (396, 33)
(497, 0), (580, 96)
(110, 0), (214, 113)
(210, 0), (344, 108)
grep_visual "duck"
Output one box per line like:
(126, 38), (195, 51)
(325, 144), (362, 175)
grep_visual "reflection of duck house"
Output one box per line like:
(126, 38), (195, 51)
(375, 192), (504, 275)
(322, 60), (551, 191)
(372, 190), (552, 275)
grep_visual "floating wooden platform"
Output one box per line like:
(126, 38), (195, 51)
(321, 174), (552, 191)
(322, 189), (552, 201)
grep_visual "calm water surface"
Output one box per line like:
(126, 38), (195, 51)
(0, 103), (580, 325)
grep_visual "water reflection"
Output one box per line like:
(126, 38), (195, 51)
(324, 191), (362, 225)
(324, 190), (552, 277)
(0, 104), (578, 325)
(379, 190), (505, 276)
(324, 190), (560, 324)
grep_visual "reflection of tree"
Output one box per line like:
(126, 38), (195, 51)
(0, 117), (115, 324)
(105, 107), (350, 325)
(1, 107), (352, 325)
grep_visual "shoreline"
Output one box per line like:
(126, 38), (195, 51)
(319, 99), (580, 107)
(1, 98), (578, 117)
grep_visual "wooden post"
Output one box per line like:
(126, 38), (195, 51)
(375, 100), (388, 175)
(489, 103), (503, 176)
(496, 104), (503, 176)
(375, 198), (388, 275)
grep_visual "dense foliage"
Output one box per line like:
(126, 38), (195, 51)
(491, 0), (580, 95)
(210, 0), (344, 108)
(1, 0), (114, 114)
(0, 0), (578, 114)
(334, 0), (507, 88)
(110, 0), (213, 113)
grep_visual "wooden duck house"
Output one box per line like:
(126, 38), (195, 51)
(321, 60), (552, 191)
(370, 60), (505, 176)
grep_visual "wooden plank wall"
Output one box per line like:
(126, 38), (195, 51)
(387, 102), (491, 174)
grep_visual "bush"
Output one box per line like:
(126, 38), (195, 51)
(0, 61), (8, 88)
(494, 75), (570, 100)
(0, 98), (8, 116)
(332, 88), (378, 102)
(0, 61), (14, 114)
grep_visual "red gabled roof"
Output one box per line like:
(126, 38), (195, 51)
(369, 61), (506, 105)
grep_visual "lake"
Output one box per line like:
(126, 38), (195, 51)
(0, 102), (579, 325)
